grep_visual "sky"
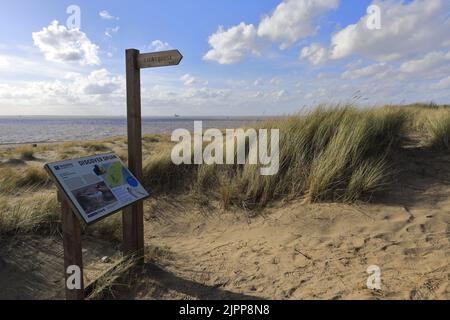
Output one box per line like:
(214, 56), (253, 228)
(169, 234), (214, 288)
(0, 0), (449, 116)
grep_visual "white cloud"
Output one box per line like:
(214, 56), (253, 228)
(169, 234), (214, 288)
(269, 77), (282, 85)
(0, 68), (125, 115)
(341, 62), (392, 80)
(2, 67), (450, 115)
(0, 54), (81, 80)
(300, 43), (328, 65)
(149, 40), (172, 52)
(32, 21), (100, 66)
(330, 0), (450, 61)
(105, 26), (120, 38)
(258, 0), (339, 49)
(434, 76), (450, 89)
(0, 56), (9, 68)
(254, 78), (263, 86)
(74, 69), (124, 95)
(204, 0), (339, 63)
(0, 69), (123, 98)
(400, 50), (450, 73)
(180, 74), (196, 86)
(274, 89), (288, 100)
(99, 10), (117, 20)
(339, 49), (450, 83)
(203, 23), (262, 64)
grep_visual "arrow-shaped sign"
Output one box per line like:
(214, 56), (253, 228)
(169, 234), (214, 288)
(137, 50), (183, 69)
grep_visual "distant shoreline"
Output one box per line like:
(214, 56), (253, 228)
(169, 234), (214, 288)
(0, 116), (280, 146)
(0, 115), (280, 120)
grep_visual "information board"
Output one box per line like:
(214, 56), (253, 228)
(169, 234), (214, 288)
(45, 153), (149, 225)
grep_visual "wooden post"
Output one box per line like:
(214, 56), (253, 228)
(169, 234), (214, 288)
(60, 193), (84, 300)
(123, 49), (145, 258)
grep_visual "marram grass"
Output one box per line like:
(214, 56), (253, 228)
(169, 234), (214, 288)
(142, 105), (416, 207)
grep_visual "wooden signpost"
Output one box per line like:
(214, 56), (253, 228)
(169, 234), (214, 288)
(47, 49), (182, 300)
(137, 50), (183, 69)
(60, 192), (85, 300)
(123, 48), (183, 259)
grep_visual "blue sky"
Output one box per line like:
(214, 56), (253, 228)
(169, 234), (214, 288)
(0, 0), (449, 116)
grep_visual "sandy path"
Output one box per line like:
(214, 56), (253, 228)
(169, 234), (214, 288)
(138, 198), (448, 300)
(125, 148), (450, 300)
(0, 235), (121, 300)
(1, 141), (448, 300)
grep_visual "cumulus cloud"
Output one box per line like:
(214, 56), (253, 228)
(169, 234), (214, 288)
(74, 69), (124, 95)
(258, 0), (339, 49)
(32, 21), (100, 65)
(330, 0), (450, 61)
(1, 69), (123, 98)
(204, 0), (339, 63)
(300, 43), (328, 65)
(149, 40), (172, 52)
(203, 23), (262, 64)
(180, 74), (196, 86)
(0, 68), (125, 116)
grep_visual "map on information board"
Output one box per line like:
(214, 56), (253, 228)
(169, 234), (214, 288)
(45, 153), (149, 225)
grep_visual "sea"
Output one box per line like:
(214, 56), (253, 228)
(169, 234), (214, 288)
(0, 116), (267, 145)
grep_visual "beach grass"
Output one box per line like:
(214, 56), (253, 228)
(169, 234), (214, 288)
(142, 105), (410, 207)
(0, 190), (123, 242)
(0, 166), (50, 194)
(137, 105), (450, 208)
(0, 192), (59, 236)
(0, 104), (449, 235)
(422, 109), (450, 150)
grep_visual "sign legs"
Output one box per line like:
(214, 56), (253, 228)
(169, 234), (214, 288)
(61, 193), (85, 300)
(57, 47), (182, 299)
(123, 49), (145, 259)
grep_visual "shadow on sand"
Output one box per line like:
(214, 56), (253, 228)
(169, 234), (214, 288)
(110, 262), (263, 300)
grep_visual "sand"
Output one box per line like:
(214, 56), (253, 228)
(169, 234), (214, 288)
(0, 137), (448, 300)
(116, 144), (450, 300)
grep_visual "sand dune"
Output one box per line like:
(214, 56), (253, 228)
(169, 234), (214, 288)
(111, 146), (449, 300)
(0, 107), (449, 300)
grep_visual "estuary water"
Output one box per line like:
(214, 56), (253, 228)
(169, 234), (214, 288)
(0, 116), (265, 145)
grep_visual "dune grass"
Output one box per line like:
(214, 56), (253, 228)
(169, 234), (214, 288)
(422, 109), (450, 150)
(404, 104), (450, 150)
(0, 193), (60, 236)
(142, 152), (195, 193)
(0, 104), (449, 236)
(18, 146), (36, 161)
(0, 166), (50, 194)
(0, 191), (123, 242)
(84, 142), (111, 153)
(142, 106), (410, 207)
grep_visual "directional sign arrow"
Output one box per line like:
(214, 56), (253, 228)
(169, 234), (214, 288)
(137, 49), (183, 69)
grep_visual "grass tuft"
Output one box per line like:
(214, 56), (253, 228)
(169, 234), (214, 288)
(0, 166), (50, 193)
(0, 193), (59, 236)
(142, 153), (194, 193)
(142, 105), (409, 207)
